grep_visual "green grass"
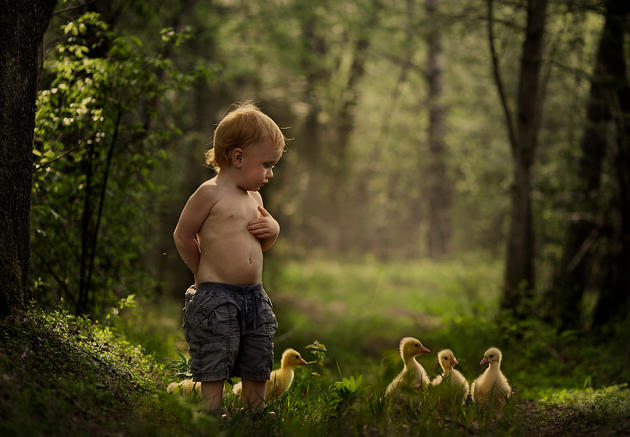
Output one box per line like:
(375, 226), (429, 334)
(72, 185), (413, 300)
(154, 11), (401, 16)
(2, 256), (629, 436)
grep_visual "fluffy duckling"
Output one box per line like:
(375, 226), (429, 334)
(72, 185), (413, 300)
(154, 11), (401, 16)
(431, 349), (469, 403)
(232, 348), (308, 401)
(471, 347), (511, 409)
(167, 378), (201, 396)
(385, 337), (431, 397)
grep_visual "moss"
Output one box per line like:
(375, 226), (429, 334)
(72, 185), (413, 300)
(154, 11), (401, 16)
(0, 306), (179, 436)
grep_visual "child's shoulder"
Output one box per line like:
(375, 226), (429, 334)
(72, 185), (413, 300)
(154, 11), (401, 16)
(249, 190), (263, 204)
(190, 178), (221, 202)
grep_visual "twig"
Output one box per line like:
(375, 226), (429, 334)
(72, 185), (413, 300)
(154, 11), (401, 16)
(54, 1), (97, 16)
(32, 133), (96, 173)
(567, 227), (600, 273)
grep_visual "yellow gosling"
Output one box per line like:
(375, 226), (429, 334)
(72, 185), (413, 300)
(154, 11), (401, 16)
(232, 348), (308, 401)
(167, 378), (202, 396)
(431, 349), (469, 404)
(385, 337), (431, 397)
(471, 347), (511, 409)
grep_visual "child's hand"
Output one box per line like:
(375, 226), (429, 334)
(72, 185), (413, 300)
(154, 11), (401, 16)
(247, 205), (279, 241)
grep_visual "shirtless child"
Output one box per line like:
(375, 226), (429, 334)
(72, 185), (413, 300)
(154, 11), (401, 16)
(173, 102), (285, 413)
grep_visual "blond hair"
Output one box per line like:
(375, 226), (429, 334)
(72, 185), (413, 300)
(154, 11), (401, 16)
(205, 102), (286, 170)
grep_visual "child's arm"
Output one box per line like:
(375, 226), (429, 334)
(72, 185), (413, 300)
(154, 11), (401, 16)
(248, 196), (280, 251)
(173, 184), (216, 283)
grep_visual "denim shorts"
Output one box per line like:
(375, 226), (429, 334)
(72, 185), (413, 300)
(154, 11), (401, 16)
(182, 282), (278, 382)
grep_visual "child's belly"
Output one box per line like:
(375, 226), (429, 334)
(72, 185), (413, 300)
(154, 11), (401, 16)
(196, 232), (264, 285)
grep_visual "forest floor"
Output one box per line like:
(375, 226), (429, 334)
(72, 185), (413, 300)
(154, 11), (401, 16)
(2, 258), (630, 436)
(518, 399), (630, 436)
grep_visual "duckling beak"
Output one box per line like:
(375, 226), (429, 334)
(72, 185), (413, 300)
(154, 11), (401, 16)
(421, 345), (430, 354)
(480, 357), (489, 365)
(299, 358), (308, 365)
(450, 357), (458, 366)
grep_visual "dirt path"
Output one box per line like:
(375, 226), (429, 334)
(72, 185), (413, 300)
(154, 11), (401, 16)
(517, 400), (630, 436)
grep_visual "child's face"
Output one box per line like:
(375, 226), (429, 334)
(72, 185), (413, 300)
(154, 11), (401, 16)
(238, 139), (283, 191)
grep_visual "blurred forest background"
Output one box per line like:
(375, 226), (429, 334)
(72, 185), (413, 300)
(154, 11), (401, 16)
(3, 0), (626, 331)
(2, 0), (630, 434)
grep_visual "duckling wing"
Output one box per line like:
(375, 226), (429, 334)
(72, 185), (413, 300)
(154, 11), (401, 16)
(497, 371), (512, 398)
(265, 369), (291, 400)
(385, 370), (405, 396)
(451, 370), (467, 388)
(471, 371), (487, 403)
(420, 366), (430, 390)
(452, 369), (470, 399)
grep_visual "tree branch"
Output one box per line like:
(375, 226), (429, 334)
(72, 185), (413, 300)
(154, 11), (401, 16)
(85, 106), (122, 310)
(32, 133), (96, 173)
(567, 227), (600, 273)
(54, 1), (96, 16)
(487, 0), (518, 155)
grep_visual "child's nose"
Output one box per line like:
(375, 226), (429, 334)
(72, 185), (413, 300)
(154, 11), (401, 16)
(267, 168), (274, 178)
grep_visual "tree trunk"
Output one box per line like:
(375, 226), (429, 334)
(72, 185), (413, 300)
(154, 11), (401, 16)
(488, 0), (548, 314)
(425, 0), (451, 259)
(331, 0), (381, 251)
(295, 9), (329, 250)
(547, 0), (619, 329)
(0, 0), (57, 317)
(593, 0), (630, 326)
(503, 162), (535, 311)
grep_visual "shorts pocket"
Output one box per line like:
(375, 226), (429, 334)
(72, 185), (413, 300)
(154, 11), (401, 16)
(256, 292), (278, 337)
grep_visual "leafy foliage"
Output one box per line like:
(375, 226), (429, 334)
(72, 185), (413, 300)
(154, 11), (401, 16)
(167, 351), (193, 381)
(304, 339), (328, 368)
(31, 11), (196, 315)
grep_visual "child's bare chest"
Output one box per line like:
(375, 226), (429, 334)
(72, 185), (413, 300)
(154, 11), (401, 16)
(208, 193), (259, 229)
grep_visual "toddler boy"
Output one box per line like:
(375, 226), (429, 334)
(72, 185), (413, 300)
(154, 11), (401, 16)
(173, 102), (285, 412)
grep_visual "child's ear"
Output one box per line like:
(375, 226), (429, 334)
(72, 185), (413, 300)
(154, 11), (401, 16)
(231, 147), (245, 168)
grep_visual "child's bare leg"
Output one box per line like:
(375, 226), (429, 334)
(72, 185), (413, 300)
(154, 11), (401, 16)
(201, 380), (225, 411)
(242, 380), (266, 412)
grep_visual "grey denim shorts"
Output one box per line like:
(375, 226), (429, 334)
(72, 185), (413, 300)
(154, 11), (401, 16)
(182, 282), (278, 382)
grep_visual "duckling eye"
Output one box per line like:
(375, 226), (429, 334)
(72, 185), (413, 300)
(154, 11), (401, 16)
(294, 354), (299, 359)
(489, 355), (493, 358)
(443, 357), (448, 360)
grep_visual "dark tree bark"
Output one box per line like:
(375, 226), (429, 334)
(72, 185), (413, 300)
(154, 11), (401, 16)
(547, 0), (622, 329)
(593, 0), (630, 326)
(0, 0), (57, 317)
(425, 0), (452, 259)
(488, 0), (549, 314)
